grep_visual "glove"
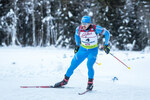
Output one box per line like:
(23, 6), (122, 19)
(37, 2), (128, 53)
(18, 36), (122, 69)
(74, 46), (80, 54)
(104, 45), (110, 54)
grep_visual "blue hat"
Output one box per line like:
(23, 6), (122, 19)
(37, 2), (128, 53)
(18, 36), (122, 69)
(81, 16), (91, 23)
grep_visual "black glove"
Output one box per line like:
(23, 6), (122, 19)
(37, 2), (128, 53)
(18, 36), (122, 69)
(104, 45), (110, 54)
(74, 46), (80, 54)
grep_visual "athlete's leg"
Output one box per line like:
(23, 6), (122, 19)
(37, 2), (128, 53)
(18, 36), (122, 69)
(66, 47), (88, 77)
(87, 48), (98, 79)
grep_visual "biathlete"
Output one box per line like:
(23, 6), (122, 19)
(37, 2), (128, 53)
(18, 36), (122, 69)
(54, 16), (110, 91)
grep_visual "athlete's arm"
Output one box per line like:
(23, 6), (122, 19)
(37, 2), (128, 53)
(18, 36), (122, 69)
(75, 26), (80, 46)
(95, 25), (110, 45)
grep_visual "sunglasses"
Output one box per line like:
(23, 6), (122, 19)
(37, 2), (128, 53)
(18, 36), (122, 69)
(81, 23), (89, 26)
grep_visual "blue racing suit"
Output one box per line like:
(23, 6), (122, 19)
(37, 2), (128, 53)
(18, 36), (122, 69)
(65, 25), (110, 79)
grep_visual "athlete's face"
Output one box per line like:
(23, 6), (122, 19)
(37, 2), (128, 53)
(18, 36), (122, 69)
(82, 23), (91, 30)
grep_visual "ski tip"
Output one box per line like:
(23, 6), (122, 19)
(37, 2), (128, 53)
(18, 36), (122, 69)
(78, 92), (85, 95)
(78, 90), (89, 95)
(20, 86), (27, 88)
(78, 93), (82, 95)
(128, 67), (131, 69)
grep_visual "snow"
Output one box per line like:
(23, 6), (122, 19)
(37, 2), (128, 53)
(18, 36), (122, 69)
(42, 16), (53, 23)
(105, 6), (109, 12)
(88, 12), (93, 16)
(0, 47), (150, 100)
(68, 11), (73, 18)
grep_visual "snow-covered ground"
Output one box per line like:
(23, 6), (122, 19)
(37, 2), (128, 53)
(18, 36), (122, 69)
(0, 47), (150, 100)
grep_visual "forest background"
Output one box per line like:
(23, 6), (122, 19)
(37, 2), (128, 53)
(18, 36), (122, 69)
(0, 0), (150, 51)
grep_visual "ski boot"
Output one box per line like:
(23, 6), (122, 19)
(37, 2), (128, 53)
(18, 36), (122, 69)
(54, 75), (69, 88)
(86, 78), (93, 91)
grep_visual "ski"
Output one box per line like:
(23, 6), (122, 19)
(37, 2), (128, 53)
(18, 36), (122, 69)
(78, 90), (90, 95)
(20, 86), (54, 88)
(20, 85), (65, 88)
